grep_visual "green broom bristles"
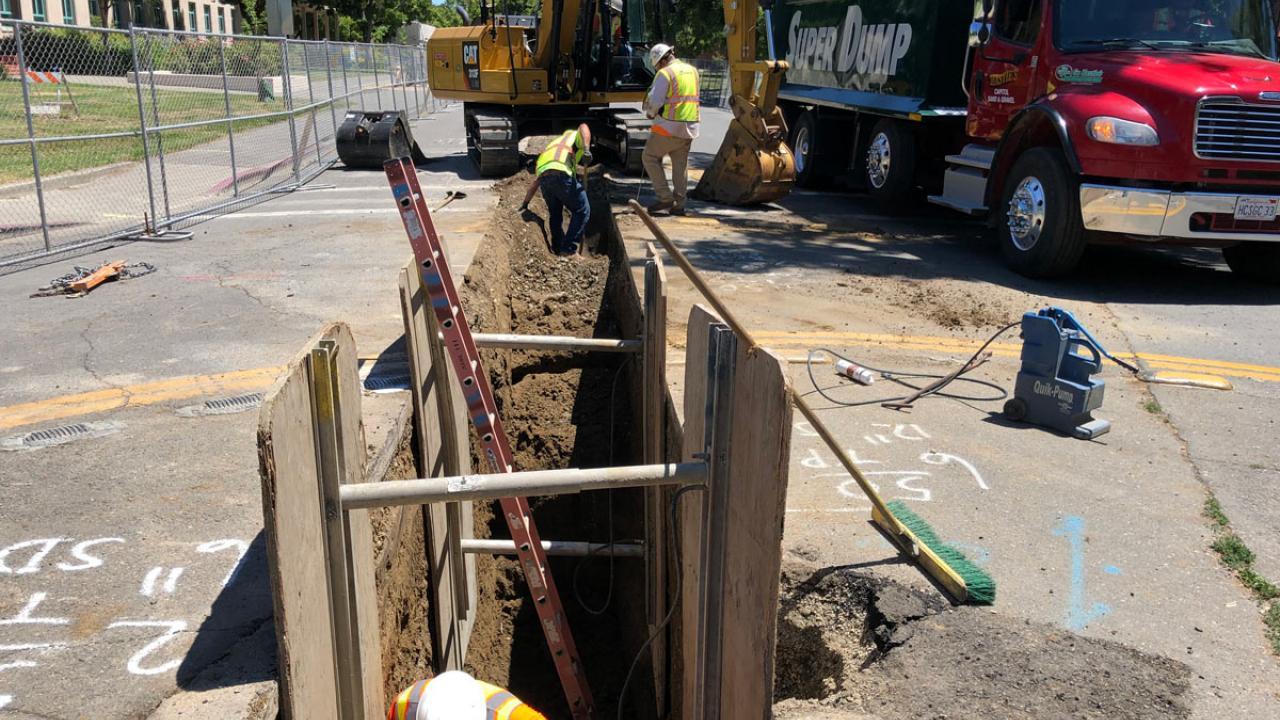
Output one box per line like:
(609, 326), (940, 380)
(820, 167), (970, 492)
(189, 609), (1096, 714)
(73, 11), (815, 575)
(886, 499), (996, 605)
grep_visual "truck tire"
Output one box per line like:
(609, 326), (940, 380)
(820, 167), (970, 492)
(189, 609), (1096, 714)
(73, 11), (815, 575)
(792, 111), (821, 188)
(1222, 242), (1280, 284)
(999, 147), (1087, 278)
(865, 118), (916, 208)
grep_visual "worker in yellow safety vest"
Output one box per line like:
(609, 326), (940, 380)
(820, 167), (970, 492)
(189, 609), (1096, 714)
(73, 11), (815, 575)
(520, 123), (594, 256)
(642, 43), (700, 215)
(388, 670), (547, 720)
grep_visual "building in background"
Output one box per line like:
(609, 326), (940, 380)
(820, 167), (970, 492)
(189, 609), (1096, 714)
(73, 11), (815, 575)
(290, 2), (336, 40)
(0, 0), (243, 34)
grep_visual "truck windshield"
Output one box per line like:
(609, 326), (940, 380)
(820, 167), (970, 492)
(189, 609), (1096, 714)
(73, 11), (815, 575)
(1055, 0), (1278, 59)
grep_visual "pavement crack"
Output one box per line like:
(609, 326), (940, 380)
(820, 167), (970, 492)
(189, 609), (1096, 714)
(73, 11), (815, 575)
(78, 315), (133, 403)
(212, 261), (273, 312)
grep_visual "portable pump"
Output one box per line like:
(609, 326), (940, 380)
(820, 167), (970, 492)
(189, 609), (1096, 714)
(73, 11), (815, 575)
(1004, 307), (1118, 440)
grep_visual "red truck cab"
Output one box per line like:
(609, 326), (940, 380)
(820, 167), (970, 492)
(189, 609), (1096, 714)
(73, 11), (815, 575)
(930, 0), (1280, 279)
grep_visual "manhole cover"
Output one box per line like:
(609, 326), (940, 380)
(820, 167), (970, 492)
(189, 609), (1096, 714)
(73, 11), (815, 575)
(176, 392), (264, 417)
(2, 421), (122, 451)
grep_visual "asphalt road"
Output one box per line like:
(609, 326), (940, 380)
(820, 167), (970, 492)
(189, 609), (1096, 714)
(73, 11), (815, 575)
(618, 107), (1280, 717)
(0, 105), (492, 719)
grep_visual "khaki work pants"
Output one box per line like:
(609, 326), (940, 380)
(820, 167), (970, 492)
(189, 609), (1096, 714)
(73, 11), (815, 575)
(642, 133), (692, 205)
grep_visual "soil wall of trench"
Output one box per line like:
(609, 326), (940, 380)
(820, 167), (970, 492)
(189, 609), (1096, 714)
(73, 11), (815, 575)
(367, 166), (664, 718)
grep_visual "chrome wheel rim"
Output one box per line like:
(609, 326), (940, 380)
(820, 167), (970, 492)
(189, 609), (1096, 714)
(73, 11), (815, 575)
(795, 125), (812, 174)
(866, 132), (891, 189)
(1007, 176), (1047, 251)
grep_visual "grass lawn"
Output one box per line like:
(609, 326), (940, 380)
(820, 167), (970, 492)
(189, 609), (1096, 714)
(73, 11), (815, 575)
(0, 79), (289, 184)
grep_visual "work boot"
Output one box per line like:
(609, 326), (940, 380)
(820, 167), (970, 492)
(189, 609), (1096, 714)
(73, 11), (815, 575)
(670, 204), (686, 216)
(646, 199), (674, 214)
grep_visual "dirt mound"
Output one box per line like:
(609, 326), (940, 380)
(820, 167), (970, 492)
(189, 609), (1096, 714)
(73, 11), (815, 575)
(774, 560), (1193, 720)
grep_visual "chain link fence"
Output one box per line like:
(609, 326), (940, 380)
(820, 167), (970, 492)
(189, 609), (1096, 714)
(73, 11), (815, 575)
(690, 59), (730, 109)
(0, 20), (436, 271)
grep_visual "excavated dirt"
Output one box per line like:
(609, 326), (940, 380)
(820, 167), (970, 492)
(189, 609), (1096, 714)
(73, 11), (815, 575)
(773, 559), (1193, 720)
(457, 168), (650, 718)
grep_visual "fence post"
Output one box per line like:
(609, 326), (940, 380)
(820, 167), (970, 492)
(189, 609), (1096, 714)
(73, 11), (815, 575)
(397, 45), (409, 115)
(324, 39), (340, 142)
(338, 43), (351, 116)
(304, 44), (322, 167)
(218, 38), (239, 196)
(410, 45), (421, 118)
(281, 39), (302, 183)
(143, 32), (172, 222)
(373, 45), (385, 109)
(14, 26), (51, 253)
(128, 27), (161, 232)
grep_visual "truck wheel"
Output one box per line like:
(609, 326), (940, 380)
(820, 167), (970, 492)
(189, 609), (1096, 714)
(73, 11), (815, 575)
(792, 111), (821, 188)
(999, 147), (1087, 278)
(865, 119), (916, 208)
(1222, 242), (1280, 284)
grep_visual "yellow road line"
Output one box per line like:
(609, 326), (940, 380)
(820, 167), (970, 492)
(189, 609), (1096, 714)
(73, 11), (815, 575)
(0, 367), (284, 432)
(752, 331), (1280, 384)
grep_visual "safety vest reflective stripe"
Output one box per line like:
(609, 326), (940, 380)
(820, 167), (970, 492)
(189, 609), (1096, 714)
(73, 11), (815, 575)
(388, 678), (546, 720)
(658, 62), (700, 123)
(389, 679), (430, 720)
(535, 129), (582, 176)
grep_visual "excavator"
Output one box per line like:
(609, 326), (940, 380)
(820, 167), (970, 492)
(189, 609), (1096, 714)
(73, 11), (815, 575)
(423, 0), (794, 204)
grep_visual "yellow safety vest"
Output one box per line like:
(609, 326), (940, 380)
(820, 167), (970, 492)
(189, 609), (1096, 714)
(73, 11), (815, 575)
(535, 129), (584, 176)
(657, 60), (700, 123)
(388, 678), (547, 720)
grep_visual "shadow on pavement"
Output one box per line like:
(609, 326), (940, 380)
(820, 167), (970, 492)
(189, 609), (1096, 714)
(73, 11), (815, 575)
(176, 532), (275, 689)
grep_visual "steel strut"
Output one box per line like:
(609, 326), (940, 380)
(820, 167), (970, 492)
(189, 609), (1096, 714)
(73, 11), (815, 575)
(384, 158), (595, 719)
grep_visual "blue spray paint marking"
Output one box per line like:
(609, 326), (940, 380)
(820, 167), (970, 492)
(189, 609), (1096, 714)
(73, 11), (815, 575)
(1052, 515), (1111, 631)
(1103, 565), (1122, 576)
(944, 540), (992, 567)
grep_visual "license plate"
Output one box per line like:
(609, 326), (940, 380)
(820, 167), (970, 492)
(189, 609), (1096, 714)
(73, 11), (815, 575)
(1234, 196), (1279, 222)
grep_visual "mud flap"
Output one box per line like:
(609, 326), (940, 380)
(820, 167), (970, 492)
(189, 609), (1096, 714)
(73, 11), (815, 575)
(336, 110), (429, 168)
(692, 95), (795, 206)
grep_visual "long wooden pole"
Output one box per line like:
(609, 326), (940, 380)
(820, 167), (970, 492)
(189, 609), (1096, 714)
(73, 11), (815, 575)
(626, 200), (971, 601)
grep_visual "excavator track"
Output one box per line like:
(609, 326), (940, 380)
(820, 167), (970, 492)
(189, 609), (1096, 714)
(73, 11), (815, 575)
(465, 104), (520, 177)
(613, 110), (651, 175)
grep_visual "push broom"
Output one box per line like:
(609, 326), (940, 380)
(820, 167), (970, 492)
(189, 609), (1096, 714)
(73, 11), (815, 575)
(629, 200), (995, 604)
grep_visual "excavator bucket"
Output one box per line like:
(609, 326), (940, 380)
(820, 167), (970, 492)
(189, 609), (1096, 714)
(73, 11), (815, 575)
(692, 95), (796, 205)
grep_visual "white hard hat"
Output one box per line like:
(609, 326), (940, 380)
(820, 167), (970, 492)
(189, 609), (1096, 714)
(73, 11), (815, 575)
(648, 43), (674, 70)
(417, 671), (486, 720)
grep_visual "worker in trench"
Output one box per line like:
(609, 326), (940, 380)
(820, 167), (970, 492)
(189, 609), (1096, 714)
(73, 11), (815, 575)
(388, 670), (547, 720)
(642, 43), (701, 215)
(519, 123), (593, 256)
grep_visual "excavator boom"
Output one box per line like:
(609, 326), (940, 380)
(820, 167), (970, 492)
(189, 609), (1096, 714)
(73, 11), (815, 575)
(692, 0), (796, 205)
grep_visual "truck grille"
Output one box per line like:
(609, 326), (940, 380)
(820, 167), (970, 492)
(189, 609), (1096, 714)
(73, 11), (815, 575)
(1195, 99), (1280, 162)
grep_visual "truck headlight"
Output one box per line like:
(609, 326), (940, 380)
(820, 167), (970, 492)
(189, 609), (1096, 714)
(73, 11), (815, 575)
(1086, 117), (1159, 146)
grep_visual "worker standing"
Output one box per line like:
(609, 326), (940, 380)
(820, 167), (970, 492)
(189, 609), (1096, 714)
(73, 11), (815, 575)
(520, 123), (593, 256)
(388, 670), (547, 720)
(642, 43), (700, 215)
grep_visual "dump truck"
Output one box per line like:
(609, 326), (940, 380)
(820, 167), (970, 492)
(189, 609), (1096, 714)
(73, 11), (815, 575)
(774, 0), (1280, 279)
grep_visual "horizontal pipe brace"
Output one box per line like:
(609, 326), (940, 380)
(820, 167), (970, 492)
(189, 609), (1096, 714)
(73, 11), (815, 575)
(460, 539), (644, 558)
(340, 462), (706, 509)
(474, 333), (641, 353)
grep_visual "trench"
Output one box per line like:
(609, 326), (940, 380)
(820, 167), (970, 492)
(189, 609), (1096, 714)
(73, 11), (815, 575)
(451, 170), (653, 718)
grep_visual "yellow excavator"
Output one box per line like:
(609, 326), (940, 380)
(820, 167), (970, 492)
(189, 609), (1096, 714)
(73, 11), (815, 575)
(425, 0), (793, 204)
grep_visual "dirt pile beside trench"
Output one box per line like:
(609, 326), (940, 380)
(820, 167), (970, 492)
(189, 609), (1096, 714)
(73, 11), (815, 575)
(774, 559), (1193, 720)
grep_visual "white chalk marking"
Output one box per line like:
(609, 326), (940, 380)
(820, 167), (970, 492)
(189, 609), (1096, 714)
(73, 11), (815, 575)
(163, 567), (185, 594)
(893, 475), (932, 502)
(0, 694), (10, 709)
(0, 593), (69, 626)
(197, 539), (250, 588)
(919, 451), (989, 490)
(0, 661), (36, 673)
(785, 508), (861, 513)
(57, 537), (125, 571)
(793, 421), (818, 437)
(0, 538), (65, 575)
(800, 448), (828, 469)
(863, 434), (892, 445)
(141, 567), (163, 597)
(107, 620), (188, 676)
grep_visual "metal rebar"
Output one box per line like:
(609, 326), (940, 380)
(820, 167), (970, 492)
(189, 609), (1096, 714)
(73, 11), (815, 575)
(128, 27), (161, 232)
(340, 462), (706, 509)
(461, 539), (644, 558)
(217, 39), (239, 196)
(473, 333), (641, 353)
(14, 28), (51, 253)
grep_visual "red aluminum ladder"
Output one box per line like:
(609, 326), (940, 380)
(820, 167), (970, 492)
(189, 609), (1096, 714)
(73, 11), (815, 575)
(384, 157), (595, 719)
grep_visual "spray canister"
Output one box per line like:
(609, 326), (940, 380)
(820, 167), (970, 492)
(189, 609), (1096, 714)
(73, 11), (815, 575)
(835, 359), (875, 386)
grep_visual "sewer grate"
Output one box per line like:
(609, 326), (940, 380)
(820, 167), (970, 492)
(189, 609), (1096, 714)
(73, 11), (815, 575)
(2, 421), (122, 451)
(363, 374), (411, 393)
(176, 392), (264, 418)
